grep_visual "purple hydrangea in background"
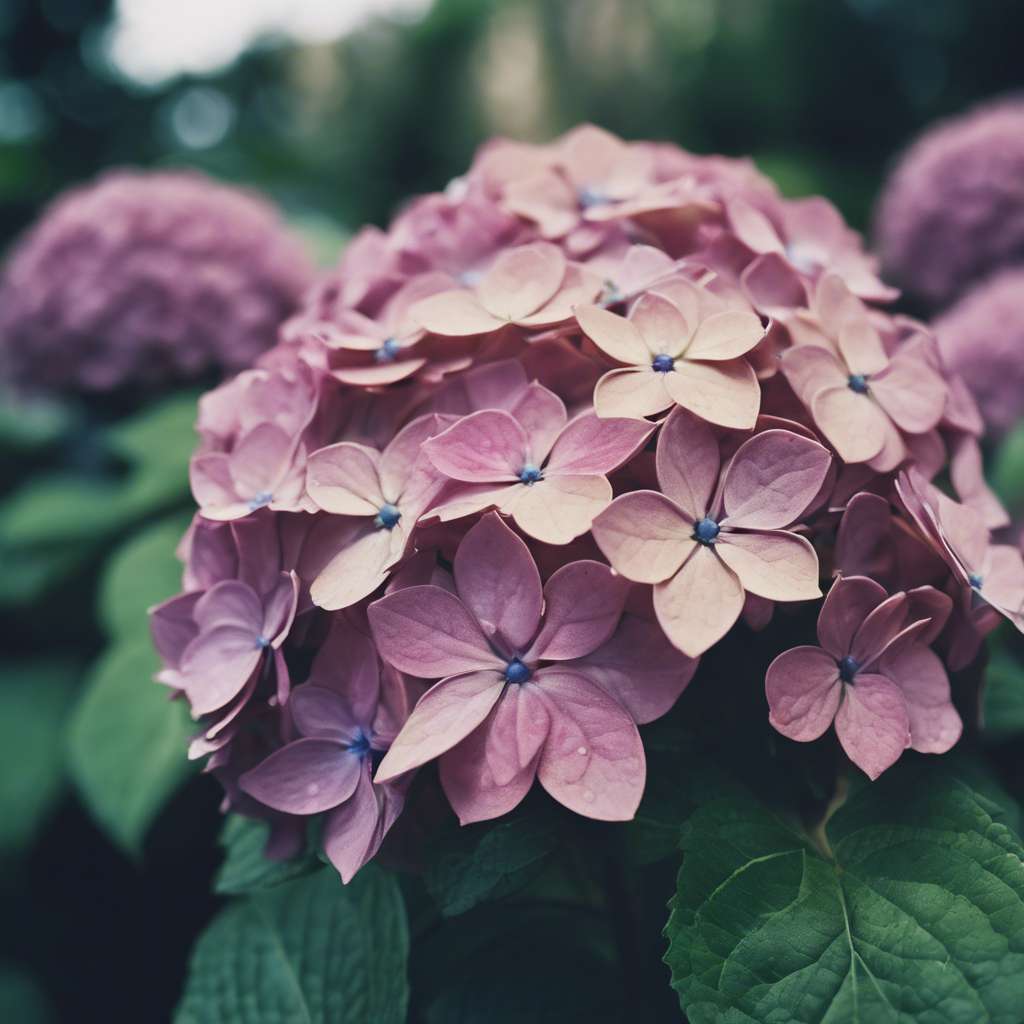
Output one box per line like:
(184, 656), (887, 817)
(873, 98), (1024, 310)
(0, 169), (313, 396)
(932, 267), (1024, 439)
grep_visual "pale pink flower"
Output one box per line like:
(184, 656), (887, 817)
(421, 382), (654, 545)
(410, 241), (601, 337)
(766, 575), (959, 779)
(591, 406), (829, 657)
(305, 415), (447, 610)
(575, 277), (764, 426)
(369, 515), (696, 823)
(238, 617), (416, 882)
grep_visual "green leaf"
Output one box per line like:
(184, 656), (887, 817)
(0, 961), (57, 1024)
(175, 864), (409, 1024)
(665, 760), (1024, 1024)
(991, 420), (1024, 512)
(214, 815), (325, 896)
(0, 658), (80, 850)
(0, 474), (130, 546)
(0, 542), (95, 606)
(66, 639), (195, 854)
(99, 511), (193, 641)
(983, 645), (1024, 744)
(422, 796), (569, 917)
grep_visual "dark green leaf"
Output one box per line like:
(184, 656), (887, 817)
(983, 645), (1024, 744)
(214, 815), (325, 896)
(175, 864), (409, 1024)
(991, 420), (1024, 512)
(422, 795), (569, 916)
(0, 658), (80, 850)
(666, 761), (1024, 1023)
(0, 542), (95, 606)
(0, 961), (57, 1024)
(66, 639), (195, 854)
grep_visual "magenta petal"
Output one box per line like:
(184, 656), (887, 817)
(720, 430), (831, 530)
(834, 674), (910, 780)
(193, 579), (263, 634)
(289, 686), (363, 743)
(373, 670), (504, 781)
(766, 646), (842, 742)
(263, 571), (299, 646)
(525, 561), (630, 662)
(180, 625), (263, 716)
(422, 410), (526, 483)
(368, 586), (502, 678)
(533, 669), (644, 821)
(322, 765), (402, 883)
(879, 644), (962, 755)
(507, 383), (568, 464)
(565, 614), (696, 723)
(545, 413), (655, 477)
(238, 739), (362, 815)
(816, 575), (889, 660)
(149, 592), (200, 667)
(307, 617), (383, 725)
(849, 592), (914, 668)
(452, 513), (543, 653)
(655, 405), (720, 520)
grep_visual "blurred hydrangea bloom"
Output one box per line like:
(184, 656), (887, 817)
(874, 98), (1024, 310)
(0, 169), (313, 395)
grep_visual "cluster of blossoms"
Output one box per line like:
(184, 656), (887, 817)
(150, 124), (1024, 881)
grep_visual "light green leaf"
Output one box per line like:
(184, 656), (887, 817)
(0, 475), (130, 546)
(665, 761), (1024, 1024)
(0, 658), (80, 850)
(422, 797), (569, 917)
(99, 511), (193, 641)
(66, 639), (195, 854)
(175, 864), (409, 1024)
(214, 815), (325, 896)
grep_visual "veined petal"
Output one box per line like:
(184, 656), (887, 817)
(575, 303), (651, 365)
(310, 528), (397, 611)
(663, 357), (760, 429)
(193, 579), (262, 634)
(684, 310), (765, 361)
(880, 644), (961, 754)
(655, 405), (719, 520)
(593, 367), (673, 419)
(512, 474), (612, 545)
(180, 626), (263, 716)
(591, 491), (694, 584)
(809, 385), (887, 464)
(870, 354), (947, 434)
(519, 263), (602, 326)
(716, 529), (821, 602)
(816, 575), (889, 660)
(238, 739), (361, 815)
(630, 291), (692, 358)
(306, 442), (384, 517)
(422, 410), (527, 482)
(322, 766), (400, 884)
(653, 546), (745, 657)
(478, 242), (565, 321)
(545, 413), (655, 476)
(428, 482), (524, 524)
(834, 674), (910, 780)
(837, 318), (888, 376)
(508, 382), (567, 464)
(765, 646), (842, 741)
(411, 288), (505, 336)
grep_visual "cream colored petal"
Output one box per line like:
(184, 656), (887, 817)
(575, 303), (650, 365)
(663, 358), (760, 429)
(716, 529), (821, 602)
(593, 367), (673, 419)
(512, 474), (612, 545)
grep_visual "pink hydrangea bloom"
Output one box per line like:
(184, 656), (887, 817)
(0, 169), (312, 396)
(766, 575), (960, 779)
(592, 406), (829, 656)
(369, 515), (695, 823)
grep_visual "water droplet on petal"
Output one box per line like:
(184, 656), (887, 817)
(577, 746), (587, 756)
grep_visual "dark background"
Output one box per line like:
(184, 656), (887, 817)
(2, 0), (1024, 1020)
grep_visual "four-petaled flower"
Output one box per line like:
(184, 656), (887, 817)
(369, 514), (696, 823)
(421, 382), (655, 544)
(592, 406), (829, 656)
(576, 277), (764, 427)
(766, 574), (960, 779)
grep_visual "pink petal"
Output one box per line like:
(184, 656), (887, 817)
(238, 739), (361, 815)
(546, 413), (655, 476)
(306, 443), (384, 517)
(503, 171), (579, 238)
(575, 304), (651, 365)
(980, 544), (1024, 625)
(411, 288), (504, 336)
(422, 410), (527, 483)
(310, 527), (403, 611)
(429, 482), (524, 524)
(379, 415), (444, 503)
(741, 253), (809, 318)
(331, 359), (425, 388)
(949, 433), (1011, 532)
(720, 430), (831, 530)
(684, 310), (765, 362)
(508, 382), (568, 463)
(373, 670), (504, 781)
(663, 357), (760, 430)
(262, 572), (299, 647)
(512, 474), (612, 546)
(590, 491), (694, 584)
(180, 626), (263, 716)
(630, 291), (691, 358)
(765, 646), (842, 741)
(716, 530), (821, 602)
(833, 493), (896, 582)
(368, 585), (503, 678)
(520, 263), (602, 327)
(533, 668), (645, 821)
(653, 545), (745, 657)
(477, 242), (565, 321)
(934, 488), (989, 577)
(816, 575), (889, 661)
(290, 685), (362, 741)
(809, 386), (887, 464)
(870, 355), (947, 434)
(837, 318), (888, 376)
(565, 613), (696, 723)
(655, 405), (719, 520)
(879, 644), (961, 754)
(526, 561), (630, 662)
(149, 592), (200, 668)
(834, 674), (910, 780)
(193, 580), (262, 634)
(727, 197), (784, 254)
(849, 591), (915, 668)
(228, 423), (292, 499)
(593, 367), (673, 419)
(453, 513), (543, 653)
(322, 766), (401, 883)
(779, 344), (848, 399)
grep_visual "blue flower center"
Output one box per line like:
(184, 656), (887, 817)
(247, 491), (273, 511)
(374, 338), (401, 363)
(600, 280), (625, 306)
(505, 658), (532, 684)
(968, 572), (983, 591)
(838, 655), (860, 684)
(847, 374), (869, 394)
(577, 185), (609, 209)
(349, 730), (371, 759)
(652, 353), (675, 373)
(693, 517), (720, 545)
(519, 464), (543, 486)
(374, 503), (402, 530)
(255, 636), (270, 649)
